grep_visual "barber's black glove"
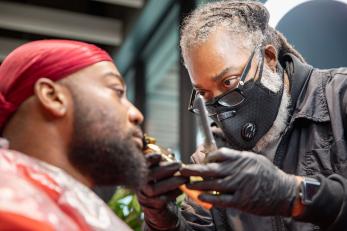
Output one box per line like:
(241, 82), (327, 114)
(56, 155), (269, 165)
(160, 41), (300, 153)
(137, 153), (188, 230)
(180, 148), (300, 216)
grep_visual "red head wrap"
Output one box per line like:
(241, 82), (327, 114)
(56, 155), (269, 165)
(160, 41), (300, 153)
(0, 40), (113, 130)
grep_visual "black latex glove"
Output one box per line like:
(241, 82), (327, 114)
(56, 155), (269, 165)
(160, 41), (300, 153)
(180, 148), (300, 216)
(137, 153), (188, 230)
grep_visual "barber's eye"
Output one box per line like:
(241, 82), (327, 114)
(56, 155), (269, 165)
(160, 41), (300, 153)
(196, 90), (206, 97)
(197, 90), (211, 99)
(223, 77), (239, 89)
(196, 90), (213, 101)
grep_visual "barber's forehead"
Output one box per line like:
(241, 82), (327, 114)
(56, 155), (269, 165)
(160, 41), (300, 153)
(191, 31), (250, 62)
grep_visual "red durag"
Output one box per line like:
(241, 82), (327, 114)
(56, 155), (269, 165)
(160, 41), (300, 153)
(0, 40), (113, 130)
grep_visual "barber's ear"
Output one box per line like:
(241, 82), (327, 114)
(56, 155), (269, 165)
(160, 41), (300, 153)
(264, 45), (278, 73)
(34, 78), (68, 117)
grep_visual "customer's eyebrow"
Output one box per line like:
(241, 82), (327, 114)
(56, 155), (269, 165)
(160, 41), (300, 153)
(103, 72), (125, 86)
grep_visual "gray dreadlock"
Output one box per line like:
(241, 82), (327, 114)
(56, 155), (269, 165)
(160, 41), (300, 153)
(180, 0), (305, 65)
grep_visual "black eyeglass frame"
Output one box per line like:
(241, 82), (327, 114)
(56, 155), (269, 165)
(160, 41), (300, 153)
(188, 45), (264, 116)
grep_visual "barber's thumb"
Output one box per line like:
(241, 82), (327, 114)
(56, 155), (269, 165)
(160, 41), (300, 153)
(145, 153), (162, 166)
(206, 147), (240, 163)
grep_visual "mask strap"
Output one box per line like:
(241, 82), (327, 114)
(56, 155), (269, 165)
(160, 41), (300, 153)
(188, 89), (197, 112)
(239, 47), (258, 84)
(255, 48), (265, 84)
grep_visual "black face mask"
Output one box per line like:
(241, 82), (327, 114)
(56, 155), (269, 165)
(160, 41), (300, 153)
(189, 46), (283, 150)
(213, 78), (283, 150)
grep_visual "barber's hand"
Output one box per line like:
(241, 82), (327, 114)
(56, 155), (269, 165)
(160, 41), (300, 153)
(180, 148), (300, 216)
(137, 153), (188, 230)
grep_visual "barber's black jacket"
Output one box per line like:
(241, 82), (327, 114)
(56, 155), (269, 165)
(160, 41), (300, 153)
(149, 55), (347, 231)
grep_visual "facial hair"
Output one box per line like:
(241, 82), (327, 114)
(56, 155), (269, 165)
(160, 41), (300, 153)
(68, 92), (147, 190)
(253, 65), (291, 158)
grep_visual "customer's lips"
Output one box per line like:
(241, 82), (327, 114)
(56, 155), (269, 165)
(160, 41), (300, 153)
(132, 130), (144, 150)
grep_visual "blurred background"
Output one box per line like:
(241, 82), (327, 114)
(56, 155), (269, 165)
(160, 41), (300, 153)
(1, 0), (347, 201)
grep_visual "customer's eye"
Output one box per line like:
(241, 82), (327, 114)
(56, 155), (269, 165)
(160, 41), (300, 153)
(113, 88), (125, 98)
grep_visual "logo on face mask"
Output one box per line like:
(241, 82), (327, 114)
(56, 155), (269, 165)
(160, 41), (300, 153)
(241, 123), (257, 141)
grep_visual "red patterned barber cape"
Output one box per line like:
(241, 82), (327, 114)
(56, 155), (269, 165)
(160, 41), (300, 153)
(0, 138), (131, 231)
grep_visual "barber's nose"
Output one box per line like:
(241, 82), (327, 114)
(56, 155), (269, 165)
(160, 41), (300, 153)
(128, 103), (144, 125)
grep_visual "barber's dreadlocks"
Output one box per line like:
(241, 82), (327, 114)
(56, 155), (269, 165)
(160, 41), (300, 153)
(180, 0), (305, 64)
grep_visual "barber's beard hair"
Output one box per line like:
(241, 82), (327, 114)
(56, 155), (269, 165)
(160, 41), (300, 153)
(68, 92), (147, 190)
(253, 64), (291, 157)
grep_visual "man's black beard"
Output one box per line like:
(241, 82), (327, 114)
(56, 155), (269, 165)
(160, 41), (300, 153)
(68, 95), (147, 190)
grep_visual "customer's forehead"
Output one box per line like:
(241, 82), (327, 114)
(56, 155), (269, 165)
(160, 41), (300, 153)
(71, 61), (123, 83)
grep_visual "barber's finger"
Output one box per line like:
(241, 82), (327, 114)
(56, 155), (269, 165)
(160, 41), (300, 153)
(145, 153), (162, 166)
(138, 188), (182, 210)
(148, 161), (181, 181)
(142, 176), (188, 197)
(180, 163), (222, 177)
(198, 193), (235, 208)
(137, 191), (167, 209)
(165, 189), (183, 201)
(206, 148), (241, 163)
(186, 178), (232, 193)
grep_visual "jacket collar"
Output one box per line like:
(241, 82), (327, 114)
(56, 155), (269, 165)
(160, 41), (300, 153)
(281, 54), (330, 123)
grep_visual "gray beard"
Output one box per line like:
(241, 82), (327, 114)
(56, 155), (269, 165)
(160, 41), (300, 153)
(253, 65), (291, 160)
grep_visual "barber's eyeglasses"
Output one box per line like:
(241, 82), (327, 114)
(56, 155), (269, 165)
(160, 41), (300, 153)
(188, 45), (263, 117)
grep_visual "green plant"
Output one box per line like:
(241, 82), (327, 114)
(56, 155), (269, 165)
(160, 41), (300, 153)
(108, 188), (143, 231)
(108, 187), (186, 230)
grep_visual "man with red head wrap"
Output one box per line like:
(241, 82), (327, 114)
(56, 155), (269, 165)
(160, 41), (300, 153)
(0, 40), (147, 230)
